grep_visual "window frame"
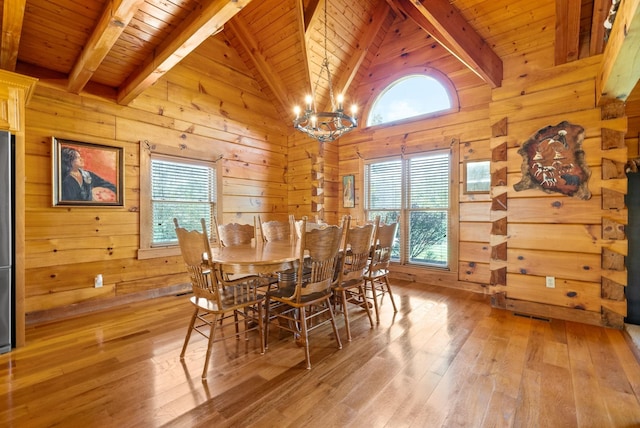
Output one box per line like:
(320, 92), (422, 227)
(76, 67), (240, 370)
(363, 148), (456, 269)
(138, 142), (222, 260)
(363, 67), (459, 128)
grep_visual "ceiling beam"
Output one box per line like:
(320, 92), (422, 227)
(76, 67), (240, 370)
(597, 0), (640, 104)
(226, 16), (293, 112)
(303, 0), (320, 31)
(555, 0), (582, 65)
(335, 2), (390, 103)
(1, 0), (26, 71)
(393, 0), (503, 88)
(590, 0), (610, 56)
(117, 0), (252, 105)
(68, 0), (146, 94)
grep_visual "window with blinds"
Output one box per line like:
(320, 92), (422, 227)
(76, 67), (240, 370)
(151, 158), (216, 246)
(365, 151), (450, 267)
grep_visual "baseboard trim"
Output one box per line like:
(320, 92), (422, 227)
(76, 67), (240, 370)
(25, 283), (192, 326)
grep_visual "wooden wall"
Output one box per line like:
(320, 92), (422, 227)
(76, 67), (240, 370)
(334, 11), (631, 328)
(337, 14), (492, 292)
(488, 54), (628, 328)
(23, 35), (289, 322)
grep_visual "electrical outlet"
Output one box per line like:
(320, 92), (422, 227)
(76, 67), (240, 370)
(95, 274), (103, 288)
(545, 276), (555, 288)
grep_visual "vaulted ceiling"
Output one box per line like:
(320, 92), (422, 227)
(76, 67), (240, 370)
(0, 0), (636, 120)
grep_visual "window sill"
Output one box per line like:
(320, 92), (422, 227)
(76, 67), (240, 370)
(137, 246), (181, 260)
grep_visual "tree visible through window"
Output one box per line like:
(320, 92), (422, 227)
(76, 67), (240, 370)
(364, 151), (450, 267)
(367, 74), (452, 126)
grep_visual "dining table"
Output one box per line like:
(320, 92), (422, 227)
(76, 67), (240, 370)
(209, 239), (301, 276)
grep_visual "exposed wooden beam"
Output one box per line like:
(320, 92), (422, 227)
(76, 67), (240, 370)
(555, 0), (582, 65)
(117, 0), (252, 105)
(335, 2), (390, 100)
(590, 0), (610, 55)
(226, 16), (293, 112)
(303, 0), (320, 31)
(1, 0), (26, 71)
(295, 0), (314, 104)
(597, 0), (640, 104)
(393, 0), (502, 88)
(67, 0), (146, 94)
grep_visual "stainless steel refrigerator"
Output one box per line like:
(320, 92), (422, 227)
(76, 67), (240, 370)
(0, 131), (14, 354)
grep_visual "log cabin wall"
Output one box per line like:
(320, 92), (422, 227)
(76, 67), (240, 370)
(23, 36), (289, 323)
(334, 4), (632, 328)
(489, 55), (629, 329)
(337, 13), (492, 292)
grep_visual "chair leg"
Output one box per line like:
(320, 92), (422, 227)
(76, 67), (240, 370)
(257, 302), (265, 355)
(367, 278), (381, 324)
(299, 306), (311, 370)
(180, 307), (199, 358)
(341, 289), (352, 342)
(383, 276), (398, 313)
(201, 314), (219, 380)
(264, 296), (271, 349)
(327, 300), (343, 351)
(359, 284), (374, 328)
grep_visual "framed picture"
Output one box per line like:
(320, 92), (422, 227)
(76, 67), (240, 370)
(464, 160), (491, 194)
(343, 175), (355, 208)
(52, 137), (124, 206)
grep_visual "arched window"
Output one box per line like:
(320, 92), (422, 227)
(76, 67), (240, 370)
(367, 73), (455, 126)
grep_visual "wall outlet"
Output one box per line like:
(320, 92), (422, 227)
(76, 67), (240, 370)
(545, 276), (555, 288)
(95, 274), (103, 288)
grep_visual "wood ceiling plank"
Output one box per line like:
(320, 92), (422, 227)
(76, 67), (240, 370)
(1, 0), (27, 71)
(597, 0), (640, 104)
(393, 0), (503, 88)
(117, 0), (252, 105)
(68, 0), (147, 94)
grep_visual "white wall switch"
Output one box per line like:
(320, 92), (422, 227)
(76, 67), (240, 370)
(95, 274), (103, 288)
(545, 276), (555, 288)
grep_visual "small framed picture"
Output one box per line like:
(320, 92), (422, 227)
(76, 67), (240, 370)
(52, 137), (124, 206)
(343, 175), (355, 208)
(464, 160), (491, 194)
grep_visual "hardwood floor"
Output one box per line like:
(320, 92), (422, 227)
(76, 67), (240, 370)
(2, 281), (640, 427)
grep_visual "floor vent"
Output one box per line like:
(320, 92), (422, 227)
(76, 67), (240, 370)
(513, 312), (551, 322)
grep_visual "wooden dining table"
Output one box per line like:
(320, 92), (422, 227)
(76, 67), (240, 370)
(209, 239), (301, 276)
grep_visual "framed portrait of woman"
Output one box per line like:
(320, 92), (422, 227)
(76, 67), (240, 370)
(52, 137), (124, 207)
(343, 175), (355, 208)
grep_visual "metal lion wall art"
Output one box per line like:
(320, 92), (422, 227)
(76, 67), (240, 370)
(513, 121), (591, 200)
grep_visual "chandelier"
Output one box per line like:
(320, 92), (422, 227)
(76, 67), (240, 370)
(293, 0), (357, 143)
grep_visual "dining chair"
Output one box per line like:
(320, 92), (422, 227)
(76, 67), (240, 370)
(173, 218), (266, 380)
(364, 220), (399, 324)
(214, 217), (255, 247)
(264, 216), (344, 369)
(332, 217), (375, 341)
(259, 215), (295, 243)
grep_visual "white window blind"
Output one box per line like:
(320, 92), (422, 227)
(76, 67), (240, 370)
(365, 151), (450, 267)
(151, 158), (216, 245)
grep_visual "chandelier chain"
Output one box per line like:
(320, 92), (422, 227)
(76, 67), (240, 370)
(292, 0), (357, 142)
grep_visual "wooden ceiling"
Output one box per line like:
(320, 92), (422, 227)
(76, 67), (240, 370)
(0, 0), (631, 117)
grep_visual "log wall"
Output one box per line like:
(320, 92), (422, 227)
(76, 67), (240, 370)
(23, 35), (289, 322)
(334, 14), (631, 328)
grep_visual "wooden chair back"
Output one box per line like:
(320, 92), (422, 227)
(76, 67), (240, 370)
(261, 219), (293, 242)
(216, 221), (255, 247)
(289, 216), (344, 302)
(173, 218), (221, 306)
(370, 221), (398, 271)
(336, 219), (375, 286)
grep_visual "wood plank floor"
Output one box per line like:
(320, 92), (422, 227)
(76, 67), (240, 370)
(2, 281), (640, 427)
